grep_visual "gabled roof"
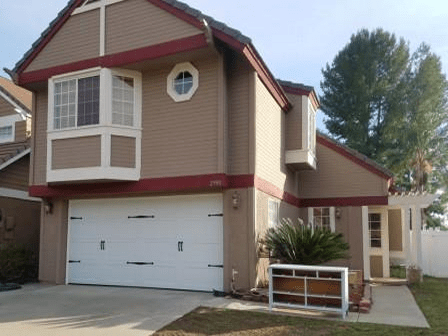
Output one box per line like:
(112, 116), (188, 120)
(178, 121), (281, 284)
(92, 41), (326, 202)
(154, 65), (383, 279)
(0, 77), (32, 113)
(278, 79), (320, 109)
(0, 140), (30, 171)
(316, 131), (393, 180)
(12, 0), (291, 111)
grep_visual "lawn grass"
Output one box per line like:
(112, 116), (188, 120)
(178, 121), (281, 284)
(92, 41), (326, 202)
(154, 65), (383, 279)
(390, 265), (407, 279)
(154, 277), (448, 335)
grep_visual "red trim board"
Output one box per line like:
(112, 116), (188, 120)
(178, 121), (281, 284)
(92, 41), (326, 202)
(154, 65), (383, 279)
(18, 34), (208, 85)
(301, 196), (389, 207)
(316, 135), (393, 180)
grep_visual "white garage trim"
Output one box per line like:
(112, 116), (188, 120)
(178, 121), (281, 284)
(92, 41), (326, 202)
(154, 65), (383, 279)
(67, 194), (224, 291)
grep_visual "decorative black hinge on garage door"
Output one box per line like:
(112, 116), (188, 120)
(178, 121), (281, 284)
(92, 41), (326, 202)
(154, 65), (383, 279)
(128, 215), (155, 219)
(126, 261), (154, 266)
(68, 260), (81, 263)
(208, 213), (223, 217)
(208, 264), (223, 268)
(70, 217), (83, 220)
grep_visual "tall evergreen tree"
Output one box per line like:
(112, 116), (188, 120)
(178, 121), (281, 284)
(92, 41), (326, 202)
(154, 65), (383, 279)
(320, 28), (409, 159)
(321, 30), (448, 227)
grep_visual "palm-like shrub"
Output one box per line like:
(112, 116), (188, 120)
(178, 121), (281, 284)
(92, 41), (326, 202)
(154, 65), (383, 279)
(263, 219), (349, 265)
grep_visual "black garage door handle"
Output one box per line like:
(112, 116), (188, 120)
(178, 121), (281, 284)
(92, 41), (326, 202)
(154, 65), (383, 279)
(69, 260), (81, 263)
(126, 261), (154, 266)
(208, 264), (223, 268)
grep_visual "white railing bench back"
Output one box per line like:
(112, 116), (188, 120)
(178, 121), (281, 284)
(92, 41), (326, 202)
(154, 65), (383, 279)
(269, 264), (349, 318)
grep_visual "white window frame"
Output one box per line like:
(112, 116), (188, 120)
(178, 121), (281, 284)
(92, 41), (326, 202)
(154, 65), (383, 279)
(47, 67), (142, 183)
(48, 67), (142, 134)
(308, 207), (336, 232)
(268, 198), (280, 228)
(0, 114), (22, 144)
(167, 62), (199, 102)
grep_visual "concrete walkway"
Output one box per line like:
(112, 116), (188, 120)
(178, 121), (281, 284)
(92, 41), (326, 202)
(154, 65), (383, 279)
(0, 283), (429, 335)
(220, 284), (429, 329)
(356, 284), (429, 328)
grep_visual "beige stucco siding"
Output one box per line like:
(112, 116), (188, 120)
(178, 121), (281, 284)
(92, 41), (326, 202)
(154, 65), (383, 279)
(110, 135), (136, 168)
(141, 57), (220, 178)
(33, 91), (47, 185)
(285, 93), (303, 151)
(0, 156), (30, 191)
(226, 55), (251, 175)
(52, 136), (101, 169)
(0, 96), (15, 117)
(105, 0), (202, 55)
(255, 77), (297, 195)
(39, 200), (68, 284)
(25, 10), (100, 73)
(298, 142), (388, 198)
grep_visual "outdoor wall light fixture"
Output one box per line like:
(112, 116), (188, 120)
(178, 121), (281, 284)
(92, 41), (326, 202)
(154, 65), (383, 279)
(44, 200), (53, 215)
(335, 207), (341, 219)
(232, 191), (241, 209)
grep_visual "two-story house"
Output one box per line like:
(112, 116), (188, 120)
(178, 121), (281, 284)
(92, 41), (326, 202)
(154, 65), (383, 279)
(0, 77), (41, 257)
(10, 0), (433, 291)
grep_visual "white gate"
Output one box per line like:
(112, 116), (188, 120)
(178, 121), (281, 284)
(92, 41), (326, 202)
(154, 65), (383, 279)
(422, 230), (448, 278)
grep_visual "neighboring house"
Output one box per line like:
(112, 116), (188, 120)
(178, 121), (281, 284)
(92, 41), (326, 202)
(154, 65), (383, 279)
(9, 0), (433, 291)
(0, 77), (41, 257)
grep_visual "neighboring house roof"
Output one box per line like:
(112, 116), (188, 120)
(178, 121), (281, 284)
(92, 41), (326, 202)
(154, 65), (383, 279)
(11, 0), (291, 111)
(0, 140), (30, 171)
(316, 131), (394, 180)
(0, 77), (32, 113)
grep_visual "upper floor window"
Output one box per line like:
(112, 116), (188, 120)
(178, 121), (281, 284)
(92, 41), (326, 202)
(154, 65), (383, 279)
(0, 126), (13, 143)
(48, 68), (141, 132)
(167, 62), (199, 102)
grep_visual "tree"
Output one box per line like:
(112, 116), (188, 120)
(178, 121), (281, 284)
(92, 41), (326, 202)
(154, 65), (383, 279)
(320, 28), (410, 159)
(321, 29), (448, 227)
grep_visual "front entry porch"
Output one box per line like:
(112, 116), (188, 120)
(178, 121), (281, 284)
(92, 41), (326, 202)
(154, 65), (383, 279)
(361, 193), (437, 280)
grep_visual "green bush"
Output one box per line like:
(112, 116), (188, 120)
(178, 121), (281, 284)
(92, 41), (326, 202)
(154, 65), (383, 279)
(0, 244), (37, 284)
(263, 219), (350, 265)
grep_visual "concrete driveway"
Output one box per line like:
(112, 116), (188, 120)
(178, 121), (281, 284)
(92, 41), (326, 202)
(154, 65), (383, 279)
(0, 284), (230, 336)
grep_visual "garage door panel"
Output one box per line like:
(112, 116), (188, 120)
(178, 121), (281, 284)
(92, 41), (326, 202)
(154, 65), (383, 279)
(68, 194), (223, 291)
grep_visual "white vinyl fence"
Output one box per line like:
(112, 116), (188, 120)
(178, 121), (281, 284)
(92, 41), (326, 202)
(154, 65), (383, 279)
(422, 230), (448, 278)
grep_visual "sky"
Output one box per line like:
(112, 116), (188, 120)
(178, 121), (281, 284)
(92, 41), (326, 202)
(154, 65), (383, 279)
(2, 0), (448, 130)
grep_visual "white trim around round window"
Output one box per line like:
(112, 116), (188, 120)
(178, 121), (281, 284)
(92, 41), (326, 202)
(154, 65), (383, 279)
(167, 62), (199, 102)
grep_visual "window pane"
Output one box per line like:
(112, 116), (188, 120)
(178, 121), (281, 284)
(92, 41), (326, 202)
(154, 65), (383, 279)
(112, 75), (134, 126)
(0, 126), (12, 141)
(77, 76), (100, 127)
(54, 79), (76, 129)
(174, 71), (193, 95)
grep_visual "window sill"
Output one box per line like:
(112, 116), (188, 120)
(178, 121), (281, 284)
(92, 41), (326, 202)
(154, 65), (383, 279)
(285, 149), (316, 170)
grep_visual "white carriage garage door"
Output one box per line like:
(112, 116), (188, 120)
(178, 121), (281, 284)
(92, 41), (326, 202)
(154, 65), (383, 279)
(67, 194), (223, 291)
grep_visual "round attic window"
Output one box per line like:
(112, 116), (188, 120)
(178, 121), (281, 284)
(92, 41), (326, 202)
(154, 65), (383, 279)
(167, 62), (199, 102)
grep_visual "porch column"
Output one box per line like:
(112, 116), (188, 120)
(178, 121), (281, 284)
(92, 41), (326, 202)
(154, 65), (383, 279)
(415, 206), (423, 269)
(361, 206), (370, 280)
(403, 206), (412, 266)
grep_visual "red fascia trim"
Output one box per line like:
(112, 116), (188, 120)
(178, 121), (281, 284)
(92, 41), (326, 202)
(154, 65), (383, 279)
(228, 174), (255, 189)
(146, 0), (291, 112)
(282, 85), (320, 110)
(316, 135), (393, 181)
(254, 176), (301, 208)
(18, 34), (208, 85)
(301, 196), (388, 207)
(29, 173), (228, 198)
(17, 0), (84, 74)
(146, 0), (204, 29)
(241, 45), (291, 111)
